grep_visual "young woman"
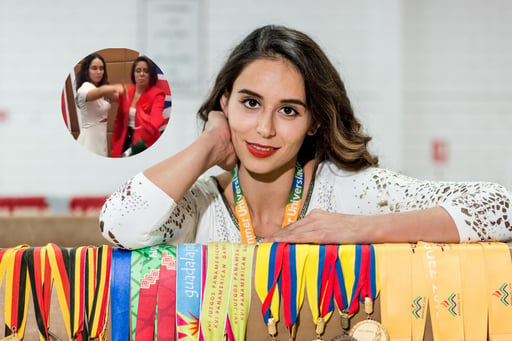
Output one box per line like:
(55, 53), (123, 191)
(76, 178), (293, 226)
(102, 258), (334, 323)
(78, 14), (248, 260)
(75, 54), (124, 157)
(111, 56), (166, 157)
(100, 25), (512, 249)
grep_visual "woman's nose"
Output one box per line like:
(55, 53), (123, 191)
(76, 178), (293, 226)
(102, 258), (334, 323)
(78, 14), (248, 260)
(256, 110), (276, 138)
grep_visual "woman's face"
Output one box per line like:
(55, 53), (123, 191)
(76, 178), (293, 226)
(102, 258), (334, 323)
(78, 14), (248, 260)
(88, 58), (105, 86)
(221, 57), (315, 176)
(134, 61), (150, 89)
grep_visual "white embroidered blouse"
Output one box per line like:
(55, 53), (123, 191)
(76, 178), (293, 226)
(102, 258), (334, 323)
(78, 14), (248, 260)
(99, 161), (512, 249)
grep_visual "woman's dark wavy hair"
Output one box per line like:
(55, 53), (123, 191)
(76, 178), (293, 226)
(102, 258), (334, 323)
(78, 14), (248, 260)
(198, 25), (378, 171)
(76, 53), (109, 90)
(130, 56), (158, 87)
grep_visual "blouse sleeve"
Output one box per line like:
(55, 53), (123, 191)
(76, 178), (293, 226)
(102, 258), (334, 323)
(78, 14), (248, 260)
(75, 82), (94, 109)
(99, 172), (215, 249)
(343, 168), (512, 242)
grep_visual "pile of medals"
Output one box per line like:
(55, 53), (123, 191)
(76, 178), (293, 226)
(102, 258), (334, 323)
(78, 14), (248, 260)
(1, 241), (512, 340)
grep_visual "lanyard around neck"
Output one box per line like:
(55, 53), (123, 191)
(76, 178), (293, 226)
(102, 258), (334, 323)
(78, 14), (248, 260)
(232, 162), (304, 244)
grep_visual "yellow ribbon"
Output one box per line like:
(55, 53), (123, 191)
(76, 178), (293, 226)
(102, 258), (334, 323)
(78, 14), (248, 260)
(200, 242), (233, 339)
(458, 243), (488, 340)
(419, 242), (464, 341)
(374, 243), (412, 341)
(482, 242), (512, 340)
(228, 243), (255, 340)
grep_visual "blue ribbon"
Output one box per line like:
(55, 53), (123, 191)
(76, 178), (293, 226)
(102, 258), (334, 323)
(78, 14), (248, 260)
(110, 248), (131, 341)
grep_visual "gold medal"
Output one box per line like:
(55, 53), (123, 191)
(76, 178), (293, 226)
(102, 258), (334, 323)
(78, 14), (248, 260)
(0, 333), (21, 341)
(330, 333), (357, 341)
(267, 317), (278, 340)
(349, 319), (389, 341)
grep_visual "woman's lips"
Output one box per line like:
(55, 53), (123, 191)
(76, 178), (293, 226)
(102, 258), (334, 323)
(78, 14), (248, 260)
(246, 142), (279, 158)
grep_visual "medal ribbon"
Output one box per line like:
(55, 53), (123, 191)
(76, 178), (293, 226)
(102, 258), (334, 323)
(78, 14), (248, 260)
(69, 246), (88, 340)
(232, 162), (304, 244)
(130, 248), (144, 341)
(2, 245), (30, 339)
(411, 244), (428, 341)
(46, 244), (88, 340)
(226, 243), (255, 341)
(46, 244), (72, 338)
(374, 243), (413, 341)
(110, 248), (132, 341)
(418, 242), (464, 341)
(24, 247), (52, 341)
(255, 243), (285, 326)
(85, 245), (112, 341)
(356, 244), (378, 306)
(200, 242), (233, 340)
(347, 244), (370, 316)
(481, 242), (512, 340)
(134, 246), (162, 341)
(457, 243), (487, 341)
(304, 245), (321, 326)
(176, 244), (204, 341)
(333, 245), (349, 316)
(157, 245), (177, 341)
(281, 244), (308, 333)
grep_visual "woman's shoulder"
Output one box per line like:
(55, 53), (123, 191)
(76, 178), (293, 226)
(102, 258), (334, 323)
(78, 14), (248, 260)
(77, 81), (95, 92)
(316, 160), (391, 180)
(144, 85), (166, 97)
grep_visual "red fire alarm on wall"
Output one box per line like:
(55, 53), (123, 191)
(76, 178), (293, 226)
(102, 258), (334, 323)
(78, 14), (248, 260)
(432, 139), (449, 164)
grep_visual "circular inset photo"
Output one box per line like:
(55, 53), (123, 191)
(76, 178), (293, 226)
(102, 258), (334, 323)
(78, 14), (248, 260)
(61, 48), (172, 157)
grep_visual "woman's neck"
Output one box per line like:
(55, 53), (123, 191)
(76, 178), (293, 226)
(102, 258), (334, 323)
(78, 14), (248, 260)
(135, 84), (148, 94)
(233, 159), (314, 238)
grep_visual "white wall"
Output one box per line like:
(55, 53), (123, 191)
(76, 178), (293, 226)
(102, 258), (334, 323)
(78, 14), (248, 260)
(0, 0), (510, 199)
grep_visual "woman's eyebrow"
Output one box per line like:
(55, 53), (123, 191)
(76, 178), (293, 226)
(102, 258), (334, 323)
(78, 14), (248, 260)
(238, 88), (307, 108)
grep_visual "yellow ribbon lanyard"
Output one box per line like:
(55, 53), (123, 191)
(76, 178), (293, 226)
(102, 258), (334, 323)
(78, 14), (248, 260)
(374, 243), (413, 341)
(482, 242), (512, 340)
(458, 243), (488, 341)
(200, 242), (234, 340)
(418, 242), (464, 341)
(2, 245), (30, 340)
(228, 243), (255, 340)
(410, 243), (428, 341)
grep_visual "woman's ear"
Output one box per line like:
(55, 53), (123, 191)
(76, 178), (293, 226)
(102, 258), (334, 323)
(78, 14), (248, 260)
(307, 123), (320, 136)
(220, 91), (229, 113)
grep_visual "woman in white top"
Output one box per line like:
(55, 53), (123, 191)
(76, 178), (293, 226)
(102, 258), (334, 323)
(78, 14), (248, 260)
(100, 25), (512, 249)
(75, 53), (124, 156)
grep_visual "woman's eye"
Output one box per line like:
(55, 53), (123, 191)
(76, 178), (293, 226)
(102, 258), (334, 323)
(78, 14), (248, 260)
(242, 98), (259, 109)
(280, 106), (298, 116)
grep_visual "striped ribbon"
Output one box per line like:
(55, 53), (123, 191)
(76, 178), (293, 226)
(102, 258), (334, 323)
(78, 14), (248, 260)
(280, 244), (308, 338)
(255, 243), (286, 338)
(85, 246), (112, 341)
(24, 247), (52, 341)
(2, 245), (30, 339)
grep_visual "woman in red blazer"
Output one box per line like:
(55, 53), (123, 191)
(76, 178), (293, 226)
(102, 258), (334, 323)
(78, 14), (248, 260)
(111, 56), (166, 157)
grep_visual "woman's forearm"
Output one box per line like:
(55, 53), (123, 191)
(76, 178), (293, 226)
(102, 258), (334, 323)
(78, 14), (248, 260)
(143, 132), (223, 203)
(363, 207), (460, 244)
